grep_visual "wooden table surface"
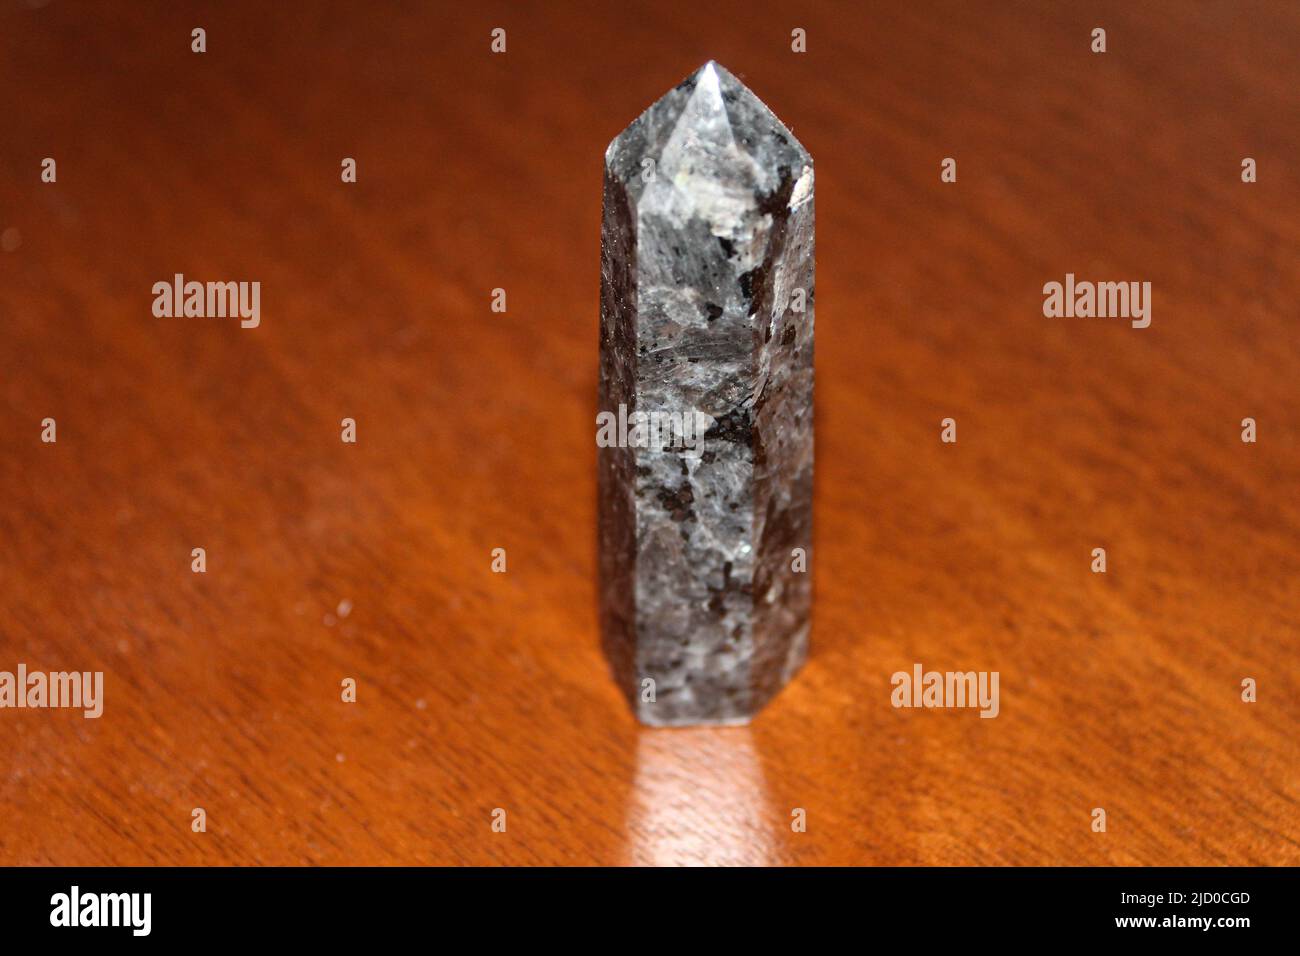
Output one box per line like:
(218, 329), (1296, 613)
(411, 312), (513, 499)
(1, 0), (1297, 866)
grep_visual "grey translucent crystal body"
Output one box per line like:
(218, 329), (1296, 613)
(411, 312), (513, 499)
(598, 62), (814, 725)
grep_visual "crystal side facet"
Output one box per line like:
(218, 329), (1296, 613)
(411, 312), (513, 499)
(599, 62), (814, 726)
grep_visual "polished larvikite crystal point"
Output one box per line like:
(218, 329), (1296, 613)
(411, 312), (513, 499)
(599, 62), (814, 725)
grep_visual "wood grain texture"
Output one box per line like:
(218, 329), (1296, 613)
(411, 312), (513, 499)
(0, 0), (1297, 866)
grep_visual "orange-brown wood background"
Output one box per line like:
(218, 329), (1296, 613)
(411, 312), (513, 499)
(1, 0), (1297, 866)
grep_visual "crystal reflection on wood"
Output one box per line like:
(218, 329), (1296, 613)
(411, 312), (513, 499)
(598, 62), (814, 725)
